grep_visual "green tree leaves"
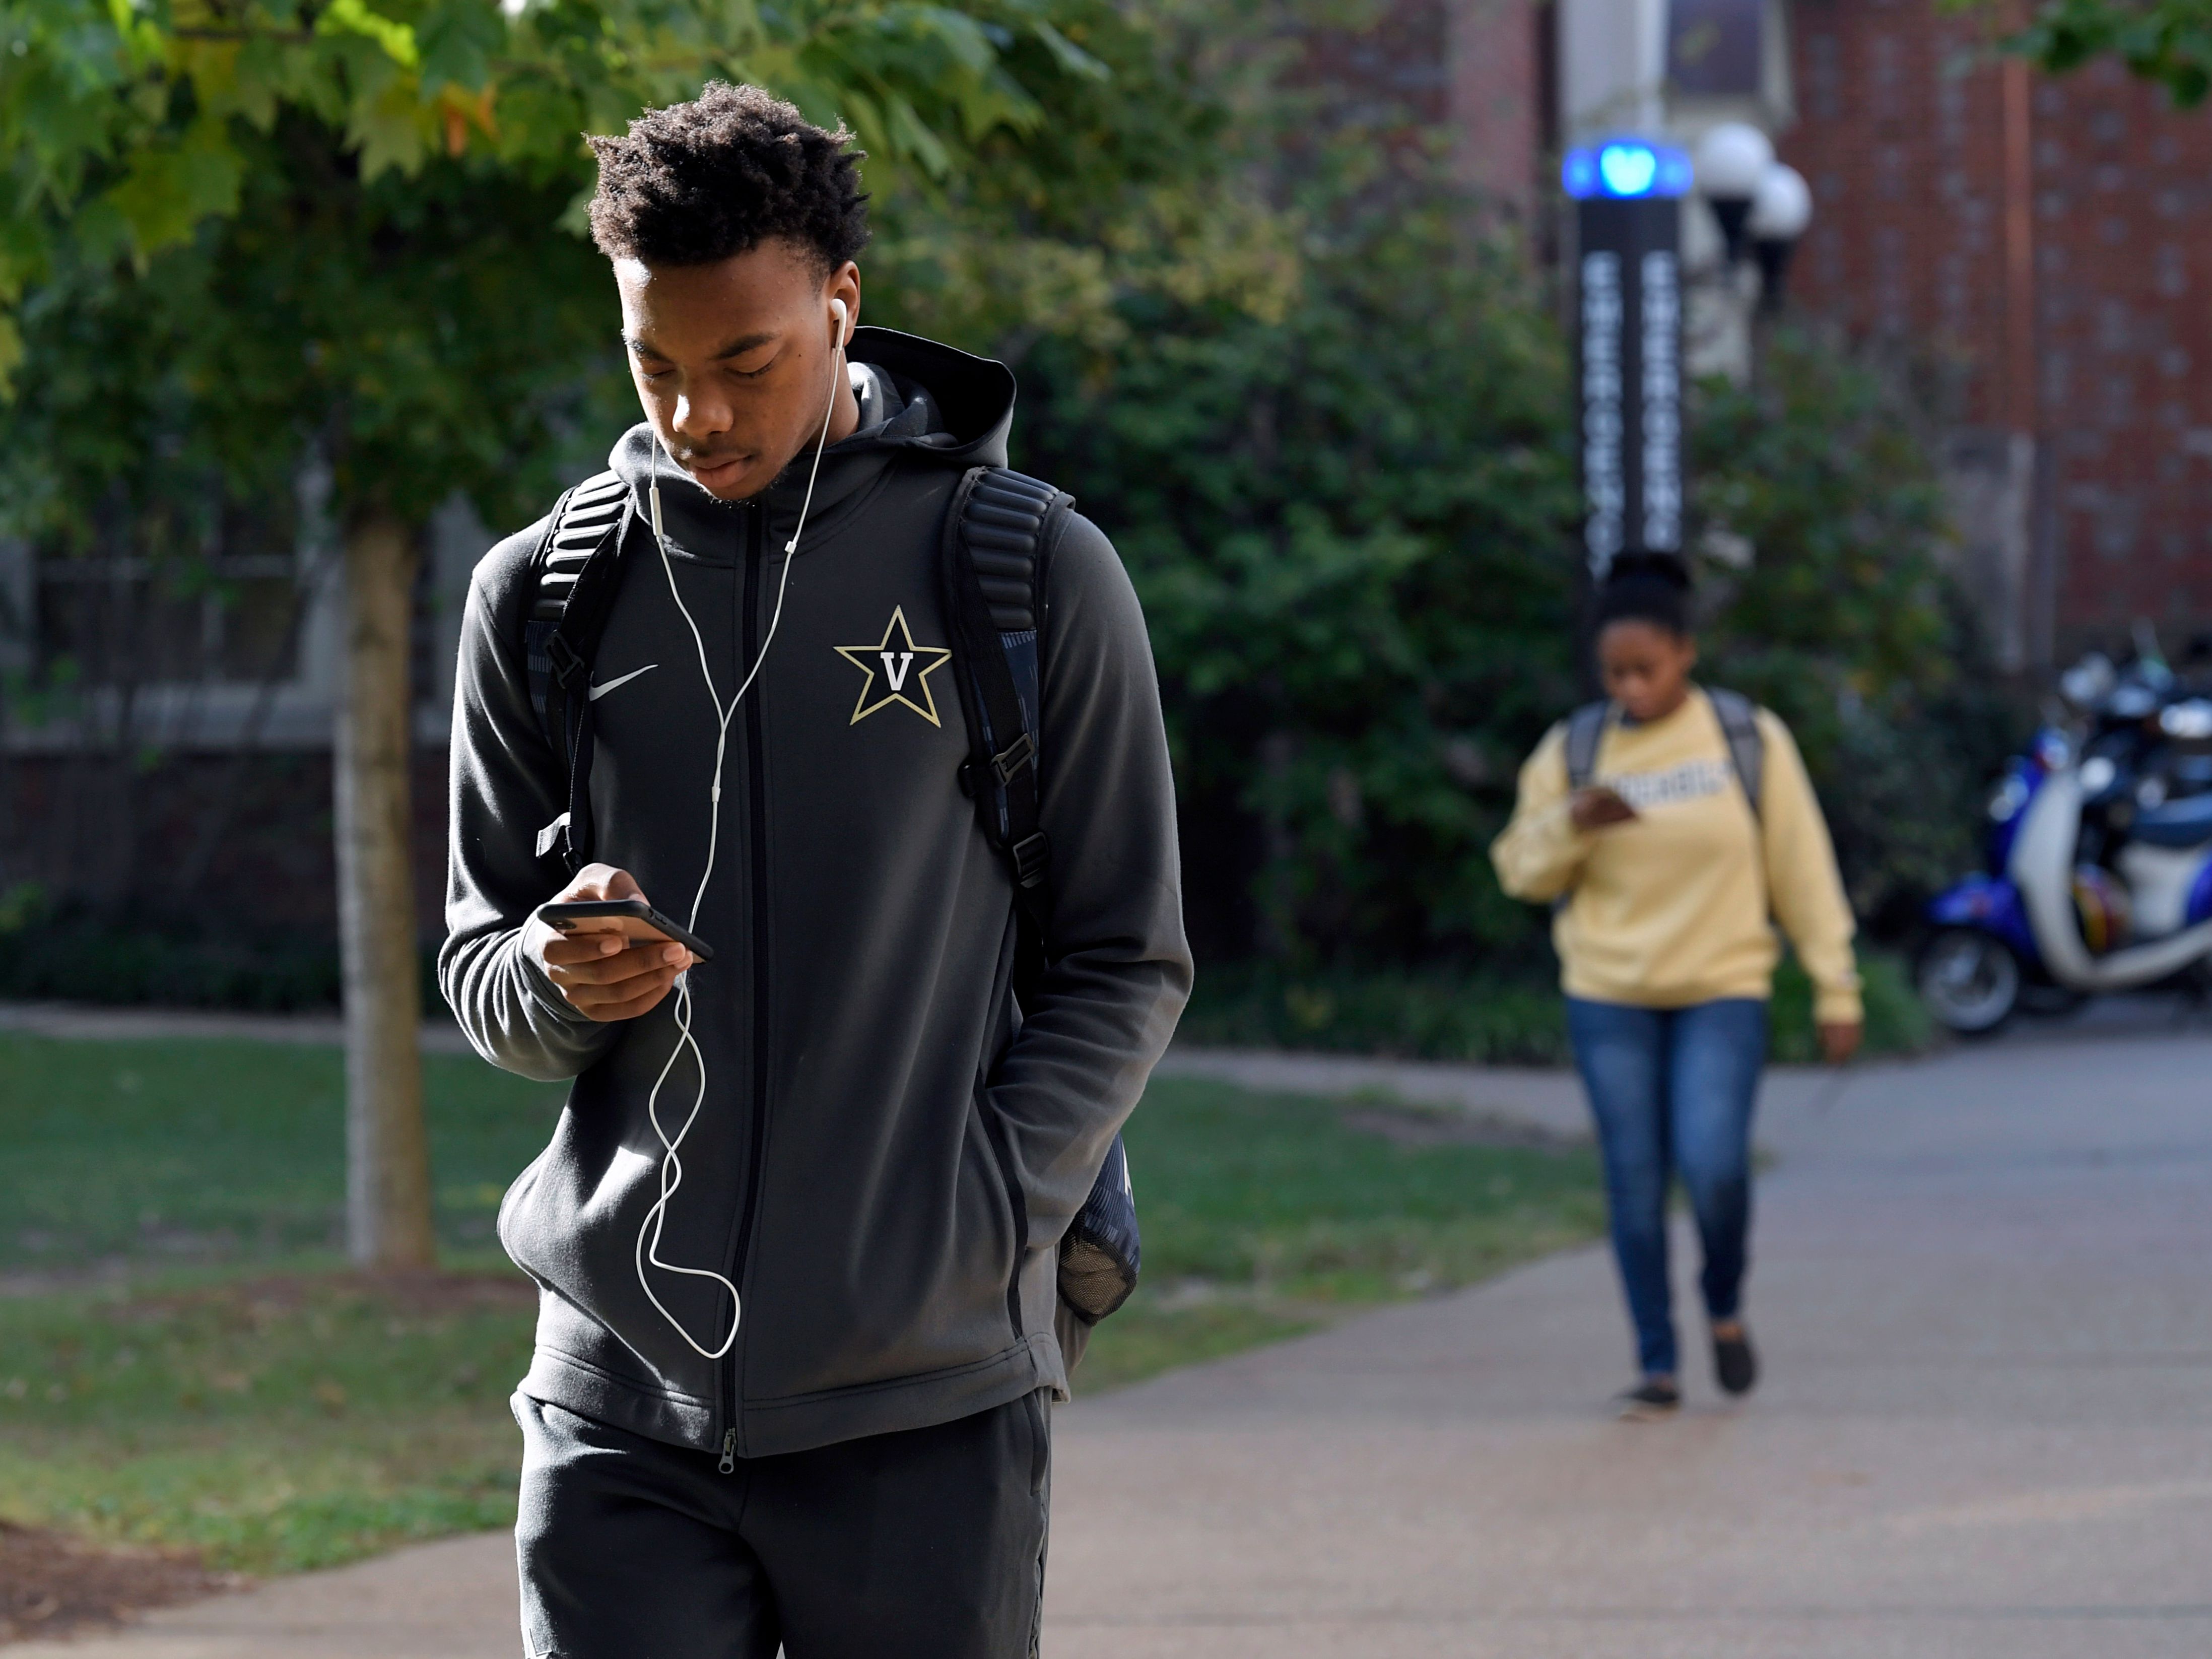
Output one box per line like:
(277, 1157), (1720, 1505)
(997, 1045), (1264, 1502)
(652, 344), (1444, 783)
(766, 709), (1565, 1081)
(1, 0), (1177, 552)
(0, 0), (1124, 403)
(102, 115), (246, 251)
(413, 0), (503, 94)
(1949, 0), (2212, 107)
(2010, 0), (2212, 105)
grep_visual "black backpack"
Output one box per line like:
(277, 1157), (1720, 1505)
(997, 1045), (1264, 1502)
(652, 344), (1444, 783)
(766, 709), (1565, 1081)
(518, 464), (1143, 1329)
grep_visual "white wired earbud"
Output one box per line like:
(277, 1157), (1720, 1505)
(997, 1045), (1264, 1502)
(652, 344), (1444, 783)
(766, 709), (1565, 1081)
(635, 301), (850, 1360)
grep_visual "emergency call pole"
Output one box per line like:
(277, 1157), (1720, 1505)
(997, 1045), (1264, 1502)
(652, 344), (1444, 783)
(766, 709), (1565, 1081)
(1564, 139), (1691, 587)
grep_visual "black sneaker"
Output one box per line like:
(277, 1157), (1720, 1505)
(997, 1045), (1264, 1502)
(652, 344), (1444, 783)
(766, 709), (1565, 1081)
(1615, 1378), (1681, 1421)
(1712, 1325), (1758, 1396)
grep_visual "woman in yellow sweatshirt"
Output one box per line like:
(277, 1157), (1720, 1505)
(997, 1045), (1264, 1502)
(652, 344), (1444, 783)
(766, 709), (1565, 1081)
(1491, 559), (1859, 1420)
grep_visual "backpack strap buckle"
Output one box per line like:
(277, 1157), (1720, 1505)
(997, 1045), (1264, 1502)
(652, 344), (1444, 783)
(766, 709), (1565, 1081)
(1010, 831), (1051, 890)
(990, 731), (1036, 785)
(546, 633), (586, 689)
(956, 732), (1038, 798)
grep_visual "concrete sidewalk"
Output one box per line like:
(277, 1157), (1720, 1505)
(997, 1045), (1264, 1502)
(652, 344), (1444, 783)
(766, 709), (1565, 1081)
(1042, 1032), (2212, 1657)
(11, 1028), (2212, 1655)
(0, 1001), (475, 1055)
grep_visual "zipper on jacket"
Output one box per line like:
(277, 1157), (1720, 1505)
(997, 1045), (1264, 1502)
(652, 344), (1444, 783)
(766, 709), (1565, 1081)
(718, 1427), (738, 1475)
(721, 501), (774, 1458)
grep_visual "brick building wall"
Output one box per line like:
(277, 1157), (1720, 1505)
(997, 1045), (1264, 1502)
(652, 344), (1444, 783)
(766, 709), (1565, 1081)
(1451, 0), (1545, 212)
(1284, 0), (1545, 218)
(1781, 3), (2212, 668)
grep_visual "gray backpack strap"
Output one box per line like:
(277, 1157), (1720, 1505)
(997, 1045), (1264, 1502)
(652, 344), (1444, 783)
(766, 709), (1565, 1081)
(1563, 700), (1612, 791)
(1552, 700), (1612, 915)
(1705, 687), (1765, 822)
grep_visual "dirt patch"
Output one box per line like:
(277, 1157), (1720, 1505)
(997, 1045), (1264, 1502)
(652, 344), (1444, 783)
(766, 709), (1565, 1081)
(1340, 1105), (1578, 1149)
(0, 1521), (237, 1645)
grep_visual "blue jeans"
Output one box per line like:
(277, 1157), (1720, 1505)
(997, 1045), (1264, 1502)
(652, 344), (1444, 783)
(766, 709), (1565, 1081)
(1566, 997), (1767, 1378)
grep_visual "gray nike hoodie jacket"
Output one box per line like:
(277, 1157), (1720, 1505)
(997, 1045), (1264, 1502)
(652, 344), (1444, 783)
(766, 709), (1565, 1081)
(438, 328), (1191, 1461)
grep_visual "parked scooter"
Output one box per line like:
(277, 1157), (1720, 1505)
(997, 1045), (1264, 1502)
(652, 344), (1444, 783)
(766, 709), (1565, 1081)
(1920, 644), (2212, 1034)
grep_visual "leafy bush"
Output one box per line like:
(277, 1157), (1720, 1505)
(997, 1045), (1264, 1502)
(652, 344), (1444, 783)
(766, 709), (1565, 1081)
(1017, 190), (1580, 969)
(1180, 952), (1930, 1065)
(0, 891), (341, 1012)
(0, 885), (447, 1016)
(1690, 330), (2019, 933)
(1768, 951), (1931, 1063)
(1178, 962), (1575, 1064)
(1024, 268), (2001, 1020)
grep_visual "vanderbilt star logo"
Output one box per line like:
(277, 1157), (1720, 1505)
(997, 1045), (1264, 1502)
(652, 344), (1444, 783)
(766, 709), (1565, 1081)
(835, 607), (954, 727)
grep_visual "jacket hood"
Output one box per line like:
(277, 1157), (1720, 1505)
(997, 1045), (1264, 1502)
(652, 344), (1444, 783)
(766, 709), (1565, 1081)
(607, 327), (1014, 558)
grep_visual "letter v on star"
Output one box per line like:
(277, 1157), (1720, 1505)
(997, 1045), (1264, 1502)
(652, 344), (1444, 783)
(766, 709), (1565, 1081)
(835, 607), (952, 726)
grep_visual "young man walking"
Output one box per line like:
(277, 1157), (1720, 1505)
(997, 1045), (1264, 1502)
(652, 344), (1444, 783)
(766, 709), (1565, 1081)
(439, 83), (1190, 1658)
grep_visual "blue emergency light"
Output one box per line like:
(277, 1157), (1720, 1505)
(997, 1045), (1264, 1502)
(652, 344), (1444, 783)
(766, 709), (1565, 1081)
(1563, 140), (1692, 201)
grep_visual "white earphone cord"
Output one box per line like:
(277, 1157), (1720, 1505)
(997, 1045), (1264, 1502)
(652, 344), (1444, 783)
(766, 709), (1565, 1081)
(636, 310), (848, 1361)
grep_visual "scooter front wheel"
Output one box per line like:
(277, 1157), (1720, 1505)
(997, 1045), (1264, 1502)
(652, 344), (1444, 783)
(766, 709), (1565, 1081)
(1916, 927), (2022, 1036)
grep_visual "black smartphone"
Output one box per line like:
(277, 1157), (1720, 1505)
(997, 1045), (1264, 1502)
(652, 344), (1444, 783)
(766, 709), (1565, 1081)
(535, 899), (715, 963)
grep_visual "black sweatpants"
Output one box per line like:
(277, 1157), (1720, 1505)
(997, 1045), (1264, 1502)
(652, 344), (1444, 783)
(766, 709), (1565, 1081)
(512, 1391), (1051, 1659)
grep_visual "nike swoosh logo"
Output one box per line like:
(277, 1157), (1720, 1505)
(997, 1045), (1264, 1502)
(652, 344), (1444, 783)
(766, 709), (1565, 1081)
(587, 664), (658, 701)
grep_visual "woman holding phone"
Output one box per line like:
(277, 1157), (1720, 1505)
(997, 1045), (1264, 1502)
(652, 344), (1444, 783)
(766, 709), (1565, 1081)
(1491, 557), (1860, 1419)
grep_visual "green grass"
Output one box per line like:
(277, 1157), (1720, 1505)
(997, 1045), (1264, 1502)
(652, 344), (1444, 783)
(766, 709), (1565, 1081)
(1079, 1079), (1605, 1391)
(0, 1036), (563, 1268)
(0, 1034), (1602, 1573)
(0, 1275), (537, 1573)
(0, 1032), (564, 1572)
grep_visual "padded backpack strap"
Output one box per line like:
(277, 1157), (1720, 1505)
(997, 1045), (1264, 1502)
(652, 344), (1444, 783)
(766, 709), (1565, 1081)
(521, 483), (581, 731)
(941, 466), (1071, 955)
(520, 470), (632, 871)
(938, 465), (1139, 1331)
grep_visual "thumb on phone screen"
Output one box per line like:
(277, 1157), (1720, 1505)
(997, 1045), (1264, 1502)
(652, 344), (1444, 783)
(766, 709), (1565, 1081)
(559, 864), (646, 907)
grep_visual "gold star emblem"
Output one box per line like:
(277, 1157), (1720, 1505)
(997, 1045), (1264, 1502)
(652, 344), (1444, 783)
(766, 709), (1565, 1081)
(834, 606), (954, 726)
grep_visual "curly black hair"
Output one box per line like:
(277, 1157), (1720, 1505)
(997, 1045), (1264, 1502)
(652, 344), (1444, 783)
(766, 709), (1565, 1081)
(1595, 554), (1692, 636)
(586, 83), (870, 273)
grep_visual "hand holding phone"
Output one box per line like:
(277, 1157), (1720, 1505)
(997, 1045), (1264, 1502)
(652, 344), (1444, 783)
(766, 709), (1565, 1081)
(530, 865), (709, 1023)
(1569, 785), (1639, 831)
(538, 899), (715, 963)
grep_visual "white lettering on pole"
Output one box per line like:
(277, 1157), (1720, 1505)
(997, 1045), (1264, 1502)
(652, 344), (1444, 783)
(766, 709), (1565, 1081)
(1639, 249), (1681, 552)
(1581, 251), (1624, 576)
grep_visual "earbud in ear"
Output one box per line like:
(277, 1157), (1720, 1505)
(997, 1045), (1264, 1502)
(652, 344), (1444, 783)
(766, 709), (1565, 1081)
(829, 297), (849, 348)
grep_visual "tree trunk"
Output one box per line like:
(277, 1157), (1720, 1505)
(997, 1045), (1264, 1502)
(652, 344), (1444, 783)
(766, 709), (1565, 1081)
(334, 512), (436, 1270)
